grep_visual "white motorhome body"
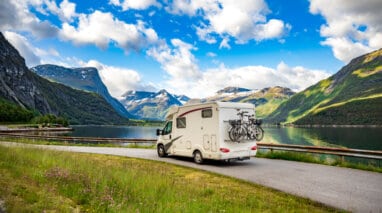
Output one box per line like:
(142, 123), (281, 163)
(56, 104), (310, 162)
(156, 102), (258, 163)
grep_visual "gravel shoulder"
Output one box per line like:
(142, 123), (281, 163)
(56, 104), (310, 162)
(1, 142), (381, 212)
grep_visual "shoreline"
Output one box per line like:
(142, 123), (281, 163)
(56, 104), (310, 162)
(0, 127), (73, 133)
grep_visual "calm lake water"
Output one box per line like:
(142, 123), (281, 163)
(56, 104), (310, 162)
(64, 125), (382, 151)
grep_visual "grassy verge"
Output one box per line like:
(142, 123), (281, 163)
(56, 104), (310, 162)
(256, 150), (382, 173)
(0, 145), (341, 212)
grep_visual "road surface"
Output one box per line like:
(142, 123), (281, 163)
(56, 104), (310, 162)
(1, 142), (381, 212)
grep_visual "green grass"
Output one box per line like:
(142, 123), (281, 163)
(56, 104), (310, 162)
(256, 150), (382, 173)
(0, 146), (341, 212)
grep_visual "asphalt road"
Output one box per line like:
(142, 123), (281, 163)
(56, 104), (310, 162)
(1, 142), (382, 212)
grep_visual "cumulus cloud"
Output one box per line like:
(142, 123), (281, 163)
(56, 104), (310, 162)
(168, 0), (289, 46)
(147, 39), (329, 98)
(310, 0), (382, 62)
(60, 10), (159, 52)
(0, 1), (58, 39)
(147, 39), (201, 80)
(45, 0), (77, 22)
(110, 0), (160, 10)
(173, 62), (329, 98)
(82, 60), (155, 97)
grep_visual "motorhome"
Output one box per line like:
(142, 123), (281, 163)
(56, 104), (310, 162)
(156, 101), (259, 164)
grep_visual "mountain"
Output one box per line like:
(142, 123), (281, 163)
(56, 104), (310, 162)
(119, 89), (185, 120)
(205, 86), (295, 118)
(31, 64), (133, 119)
(0, 32), (128, 125)
(120, 86), (294, 120)
(266, 48), (382, 125)
(205, 87), (254, 102)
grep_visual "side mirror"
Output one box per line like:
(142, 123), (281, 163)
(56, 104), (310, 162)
(156, 129), (162, 136)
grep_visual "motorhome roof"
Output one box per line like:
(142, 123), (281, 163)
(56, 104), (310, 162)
(165, 101), (254, 120)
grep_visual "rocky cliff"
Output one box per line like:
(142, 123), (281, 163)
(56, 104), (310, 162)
(0, 32), (128, 124)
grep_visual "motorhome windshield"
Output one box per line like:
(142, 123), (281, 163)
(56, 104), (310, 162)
(163, 121), (172, 135)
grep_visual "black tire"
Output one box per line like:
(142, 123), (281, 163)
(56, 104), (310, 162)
(193, 150), (203, 164)
(255, 126), (264, 141)
(157, 144), (167, 157)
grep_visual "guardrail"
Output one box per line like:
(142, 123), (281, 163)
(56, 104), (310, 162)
(257, 143), (382, 160)
(1, 133), (381, 160)
(0, 133), (157, 145)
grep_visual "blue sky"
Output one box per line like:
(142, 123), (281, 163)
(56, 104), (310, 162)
(1, 0), (381, 98)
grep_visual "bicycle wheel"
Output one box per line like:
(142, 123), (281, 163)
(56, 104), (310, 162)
(237, 126), (247, 142)
(254, 126), (264, 141)
(229, 126), (246, 142)
(228, 127), (237, 142)
(247, 125), (257, 140)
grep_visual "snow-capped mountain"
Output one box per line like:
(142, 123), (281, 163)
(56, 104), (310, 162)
(119, 86), (294, 120)
(119, 89), (188, 120)
(205, 87), (257, 102)
(206, 86), (294, 103)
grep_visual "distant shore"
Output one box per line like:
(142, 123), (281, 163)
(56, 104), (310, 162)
(0, 126), (73, 133)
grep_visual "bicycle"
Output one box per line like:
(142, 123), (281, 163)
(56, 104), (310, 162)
(247, 116), (264, 141)
(228, 111), (249, 142)
(228, 111), (264, 142)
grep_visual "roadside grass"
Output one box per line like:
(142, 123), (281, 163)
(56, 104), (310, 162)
(256, 150), (382, 173)
(0, 146), (342, 212)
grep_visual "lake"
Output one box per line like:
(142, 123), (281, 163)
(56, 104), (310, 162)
(63, 125), (382, 151)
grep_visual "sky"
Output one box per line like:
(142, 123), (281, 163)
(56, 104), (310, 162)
(1, 0), (382, 98)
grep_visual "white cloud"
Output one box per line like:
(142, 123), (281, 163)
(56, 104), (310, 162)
(160, 62), (330, 98)
(4, 31), (42, 67)
(219, 37), (231, 49)
(0, 1), (58, 38)
(147, 39), (329, 98)
(60, 10), (159, 52)
(310, 0), (382, 62)
(206, 52), (217, 57)
(45, 0), (77, 22)
(168, 0), (289, 45)
(110, 0), (160, 10)
(147, 39), (201, 80)
(82, 60), (155, 97)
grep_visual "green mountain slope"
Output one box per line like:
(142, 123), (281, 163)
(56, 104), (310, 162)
(0, 32), (128, 125)
(30, 72), (129, 124)
(266, 48), (382, 125)
(204, 86), (294, 118)
(32, 64), (133, 119)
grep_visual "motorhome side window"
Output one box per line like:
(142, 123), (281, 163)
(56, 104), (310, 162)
(163, 121), (172, 135)
(202, 109), (212, 118)
(176, 117), (186, 128)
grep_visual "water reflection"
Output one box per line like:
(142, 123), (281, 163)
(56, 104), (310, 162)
(65, 125), (158, 139)
(57, 125), (381, 151)
(263, 127), (382, 150)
